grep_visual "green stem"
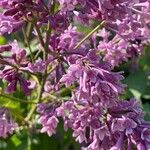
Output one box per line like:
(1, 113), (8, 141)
(25, 105), (37, 122)
(25, 1), (58, 122)
(34, 23), (57, 59)
(27, 133), (32, 150)
(25, 64), (57, 121)
(44, 21), (51, 60)
(22, 27), (34, 62)
(25, 76), (44, 121)
(25, 25), (49, 121)
(25, 72), (47, 121)
(25, 24), (46, 121)
(11, 109), (32, 125)
(34, 49), (41, 59)
(26, 22), (33, 39)
(74, 21), (105, 49)
(34, 23), (45, 48)
(0, 93), (37, 104)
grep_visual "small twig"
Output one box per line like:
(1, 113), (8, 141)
(34, 23), (45, 48)
(22, 27), (34, 62)
(74, 21), (105, 49)
(25, 64), (58, 121)
(25, 1), (58, 122)
(11, 109), (32, 125)
(44, 21), (51, 59)
(26, 22), (33, 39)
(0, 93), (37, 104)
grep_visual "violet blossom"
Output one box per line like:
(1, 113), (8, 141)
(0, 41), (31, 94)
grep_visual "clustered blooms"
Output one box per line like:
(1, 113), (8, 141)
(0, 41), (31, 94)
(0, 0), (150, 149)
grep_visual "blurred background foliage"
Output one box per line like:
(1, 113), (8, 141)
(0, 23), (150, 149)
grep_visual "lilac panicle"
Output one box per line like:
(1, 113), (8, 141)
(38, 94), (150, 149)
(60, 51), (124, 107)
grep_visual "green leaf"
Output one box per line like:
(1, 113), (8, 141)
(0, 36), (7, 45)
(143, 103), (150, 121)
(123, 70), (148, 99)
(11, 135), (22, 147)
(77, 24), (93, 34)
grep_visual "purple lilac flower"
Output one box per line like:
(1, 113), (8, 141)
(38, 94), (150, 150)
(58, 0), (79, 12)
(43, 62), (66, 93)
(28, 58), (51, 74)
(58, 0), (128, 21)
(0, 0), (149, 149)
(47, 26), (89, 75)
(37, 103), (59, 136)
(0, 14), (24, 35)
(42, 26), (90, 93)
(58, 0), (150, 46)
(0, 0), (30, 34)
(0, 41), (31, 94)
(58, 26), (82, 51)
(60, 50), (124, 107)
(49, 12), (69, 33)
(58, 0), (150, 24)
(97, 29), (144, 67)
(35, 1), (150, 149)
(0, 107), (17, 138)
(0, 44), (12, 53)
(49, 25), (89, 55)
(0, 0), (57, 34)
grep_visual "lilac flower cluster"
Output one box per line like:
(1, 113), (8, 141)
(55, 98), (150, 150)
(58, 0), (150, 66)
(37, 103), (59, 137)
(0, 0), (69, 35)
(0, 0), (150, 149)
(0, 41), (31, 94)
(37, 51), (150, 149)
(97, 29), (144, 67)
(38, 95), (150, 149)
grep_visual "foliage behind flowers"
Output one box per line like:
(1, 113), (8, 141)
(0, 0), (150, 150)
